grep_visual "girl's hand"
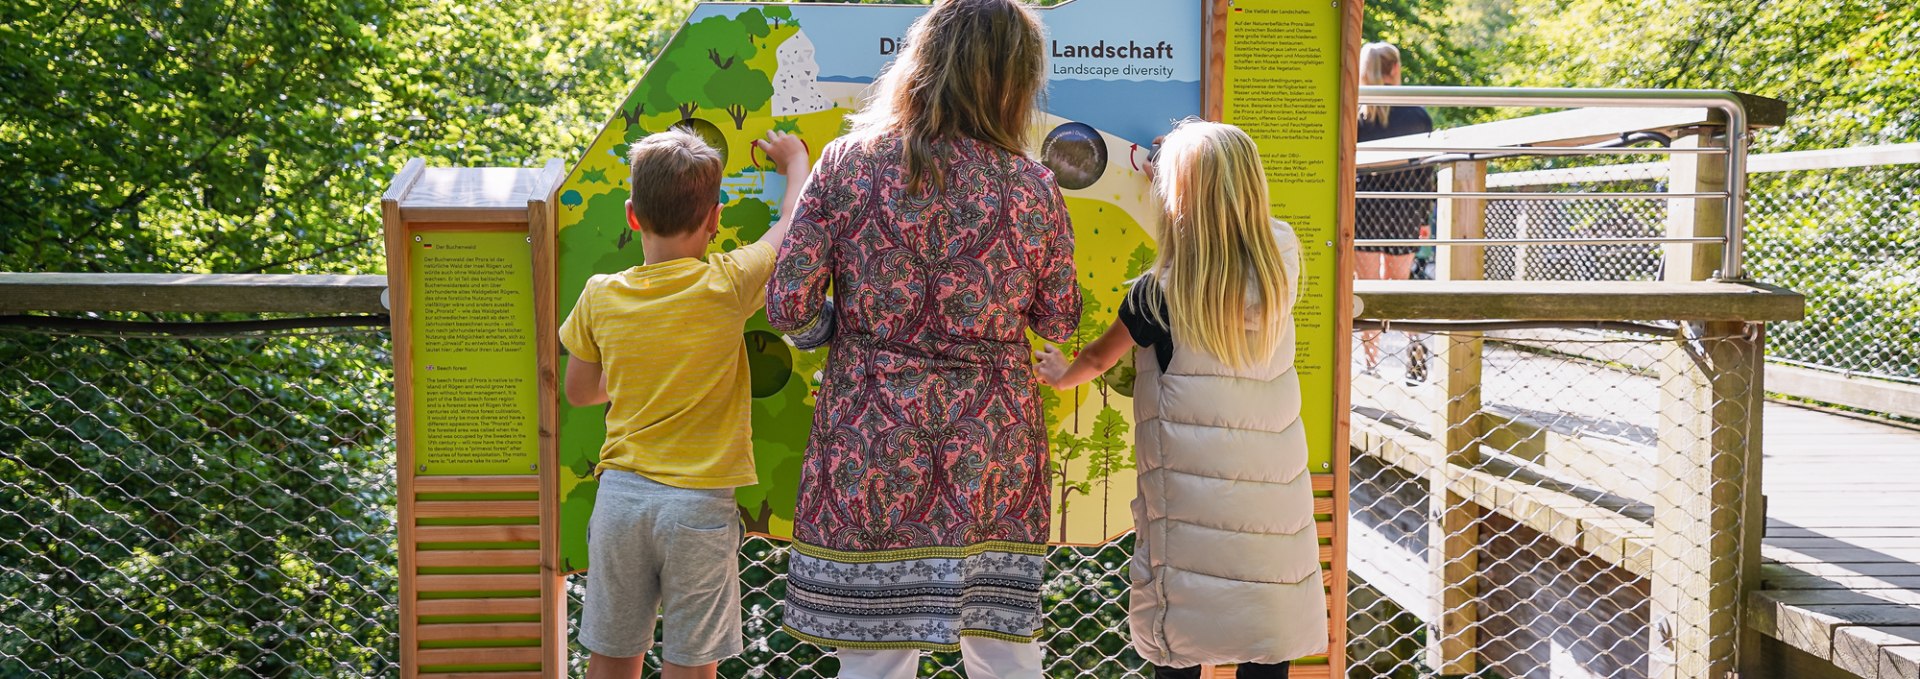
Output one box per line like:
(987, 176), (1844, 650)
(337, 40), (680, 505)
(1144, 135), (1166, 181)
(755, 131), (810, 177)
(1033, 344), (1069, 387)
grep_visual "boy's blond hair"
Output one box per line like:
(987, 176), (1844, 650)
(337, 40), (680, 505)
(627, 128), (722, 236)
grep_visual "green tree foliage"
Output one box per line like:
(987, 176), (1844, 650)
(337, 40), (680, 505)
(1, 0), (699, 276)
(1491, 0), (1920, 151)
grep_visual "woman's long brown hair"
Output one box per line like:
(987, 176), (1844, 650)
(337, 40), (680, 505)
(847, 0), (1047, 195)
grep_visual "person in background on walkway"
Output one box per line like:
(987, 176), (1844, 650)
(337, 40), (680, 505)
(763, 0), (1081, 677)
(1034, 120), (1329, 679)
(559, 128), (811, 679)
(1355, 41), (1436, 380)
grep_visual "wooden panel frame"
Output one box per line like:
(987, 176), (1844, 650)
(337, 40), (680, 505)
(383, 158), (428, 679)
(387, 159), (568, 679)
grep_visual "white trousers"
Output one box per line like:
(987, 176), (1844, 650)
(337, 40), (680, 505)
(835, 637), (1042, 679)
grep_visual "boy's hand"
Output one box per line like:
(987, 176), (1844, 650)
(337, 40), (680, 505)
(755, 131), (809, 177)
(1033, 344), (1069, 387)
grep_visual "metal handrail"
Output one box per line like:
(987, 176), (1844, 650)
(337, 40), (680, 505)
(1355, 237), (1725, 247)
(1356, 191), (1727, 200)
(1359, 146), (1727, 156)
(1355, 86), (1751, 279)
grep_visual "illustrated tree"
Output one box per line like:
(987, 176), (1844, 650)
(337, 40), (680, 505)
(738, 7), (771, 41)
(709, 63), (775, 130)
(722, 197), (775, 243)
(1050, 428), (1093, 543)
(1083, 406), (1134, 538)
(659, 13), (768, 125)
(764, 5), (793, 28)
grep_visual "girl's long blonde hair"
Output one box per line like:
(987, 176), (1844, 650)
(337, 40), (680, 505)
(1147, 120), (1293, 369)
(846, 0), (1047, 195)
(1358, 42), (1402, 126)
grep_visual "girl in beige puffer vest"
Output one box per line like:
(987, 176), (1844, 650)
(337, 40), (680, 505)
(1035, 121), (1328, 679)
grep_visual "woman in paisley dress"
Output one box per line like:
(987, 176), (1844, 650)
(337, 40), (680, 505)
(764, 1), (1080, 676)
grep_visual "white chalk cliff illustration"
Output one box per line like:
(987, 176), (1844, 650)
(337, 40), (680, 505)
(772, 30), (832, 116)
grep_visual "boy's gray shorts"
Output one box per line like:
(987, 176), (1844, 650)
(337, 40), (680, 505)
(579, 470), (743, 665)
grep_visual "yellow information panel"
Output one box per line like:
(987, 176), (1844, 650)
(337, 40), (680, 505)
(407, 230), (540, 476)
(1222, 0), (1344, 475)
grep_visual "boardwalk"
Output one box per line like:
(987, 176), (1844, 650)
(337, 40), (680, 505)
(1754, 404), (1920, 678)
(1345, 330), (1920, 678)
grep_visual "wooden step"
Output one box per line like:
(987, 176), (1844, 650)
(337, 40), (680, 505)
(416, 550), (541, 569)
(420, 672), (543, 679)
(417, 574), (541, 593)
(415, 500), (540, 520)
(416, 475), (541, 494)
(416, 597), (541, 617)
(416, 525), (542, 544)
(417, 622), (544, 642)
(417, 646), (541, 667)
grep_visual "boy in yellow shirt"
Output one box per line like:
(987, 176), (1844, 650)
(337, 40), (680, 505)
(560, 128), (810, 679)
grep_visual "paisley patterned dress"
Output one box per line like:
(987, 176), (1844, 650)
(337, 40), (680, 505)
(765, 134), (1081, 651)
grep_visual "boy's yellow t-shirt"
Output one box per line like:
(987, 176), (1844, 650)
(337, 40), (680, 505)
(558, 241), (776, 489)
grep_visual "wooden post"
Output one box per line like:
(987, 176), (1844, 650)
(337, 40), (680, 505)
(1664, 132), (1730, 282)
(1652, 321), (1760, 679)
(1426, 160), (1487, 675)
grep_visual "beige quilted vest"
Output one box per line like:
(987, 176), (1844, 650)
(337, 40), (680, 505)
(1127, 222), (1329, 667)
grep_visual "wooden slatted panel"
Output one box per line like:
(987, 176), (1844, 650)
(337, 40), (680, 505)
(416, 550), (540, 569)
(416, 597), (542, 617)
(420, 673), (543, 679)
(416, 623), (544, 642)
(1316, 520), (1334, 538)
(1312, 474), (1334, 492)
(414, 501), (540, 519)
(417, 526), (542, 544)
(416, 647), (542, 667)
(415, 476), (540, 494)
(1314, 497), (1334, 516)
(417, 574), (541, 593)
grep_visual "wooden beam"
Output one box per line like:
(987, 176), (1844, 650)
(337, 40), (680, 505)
(416, 526), (542, 544)
(413, 501), (540, 520)
(1653, 321), (1760, 678)
(416, 622), (545, 643)
(0, 273), (388, 314)
(416, 647), (543, 668)
(415, 550), (541, 569)
(1767, 364), (1920, 422)
(415, 476), (540, 494)
(1664, 133), (1731, 282)
(416, 597), (542, 618)
(1355, 279), (1805, 322)
(416, 574), (542, 593)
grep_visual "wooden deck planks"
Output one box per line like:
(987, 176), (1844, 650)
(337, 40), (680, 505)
(1757, 404), (1920, 676)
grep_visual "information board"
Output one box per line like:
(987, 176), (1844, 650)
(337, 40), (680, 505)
(1221, 0), (1345, 477)
(408, 230), (541, 476)
(552, 0), (1354, 575)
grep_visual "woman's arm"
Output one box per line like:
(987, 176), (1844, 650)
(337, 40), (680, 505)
(766, 146), (844, 333)
(1034, 319), (1134, 390)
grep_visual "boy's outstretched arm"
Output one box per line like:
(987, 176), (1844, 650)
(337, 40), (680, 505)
(751, 131), (812, 250)
(1033, 319), (1134, 390)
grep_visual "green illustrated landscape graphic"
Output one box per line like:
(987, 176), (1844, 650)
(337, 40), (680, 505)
(555, 0), (1203, 571)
